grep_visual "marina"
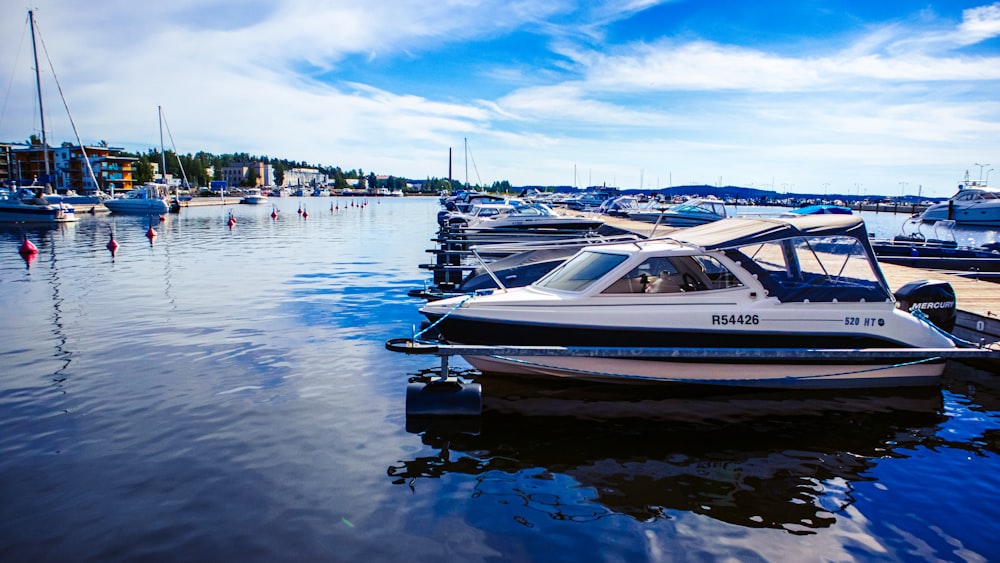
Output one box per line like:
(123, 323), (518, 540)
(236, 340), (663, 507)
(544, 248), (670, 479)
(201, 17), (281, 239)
(2, 196), (1000, 560)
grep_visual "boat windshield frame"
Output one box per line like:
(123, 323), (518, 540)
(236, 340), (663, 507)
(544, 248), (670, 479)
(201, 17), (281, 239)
(534, 250), (630, 292)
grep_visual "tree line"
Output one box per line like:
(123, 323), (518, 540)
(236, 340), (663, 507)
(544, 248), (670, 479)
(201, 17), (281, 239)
(129, 148), (509, 193)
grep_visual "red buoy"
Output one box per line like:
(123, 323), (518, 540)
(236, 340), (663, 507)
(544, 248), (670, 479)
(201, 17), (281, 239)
(19, 236), (38, 257)
(106, 232), (119, 256)
(146, 226), (157, 241)
(302, 208), (309, 218)
(227, 212), (236, 228)
(271, 208), (278, 219)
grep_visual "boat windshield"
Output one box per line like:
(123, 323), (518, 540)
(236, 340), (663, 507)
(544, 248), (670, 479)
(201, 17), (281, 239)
(535, 251), (629, 292)
(725, 235), (890, 302)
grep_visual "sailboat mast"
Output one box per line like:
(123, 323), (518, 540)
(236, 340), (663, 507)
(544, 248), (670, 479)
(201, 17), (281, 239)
(28, 10), (50, 182)
(158, 106), (167, 184)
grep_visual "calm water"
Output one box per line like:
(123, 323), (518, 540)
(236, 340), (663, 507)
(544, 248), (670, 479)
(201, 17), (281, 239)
(2, 197), (999, 562)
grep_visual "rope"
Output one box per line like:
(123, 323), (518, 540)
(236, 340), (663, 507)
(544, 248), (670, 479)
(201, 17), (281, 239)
(910, 308), (981, 348)
(413, 294), (473, 342)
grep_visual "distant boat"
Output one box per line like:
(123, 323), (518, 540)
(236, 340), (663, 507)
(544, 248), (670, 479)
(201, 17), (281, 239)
(916, 171), (1000, 227)
(103, 183), (170, 215)
(390, 189), (404, 197)
(239, 188), (269, 205)
(625, 197), (728, 227)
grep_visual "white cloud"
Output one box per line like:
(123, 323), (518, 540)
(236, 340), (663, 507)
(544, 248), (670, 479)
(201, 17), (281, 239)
(1, 0), (998, 196)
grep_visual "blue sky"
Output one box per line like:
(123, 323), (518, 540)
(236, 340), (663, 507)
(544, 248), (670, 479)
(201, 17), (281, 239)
(1, 1), (999, 197)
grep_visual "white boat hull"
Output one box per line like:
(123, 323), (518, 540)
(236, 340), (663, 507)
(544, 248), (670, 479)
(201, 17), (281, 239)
(103, 200), (169, 215)
(463, 354), (945, 388)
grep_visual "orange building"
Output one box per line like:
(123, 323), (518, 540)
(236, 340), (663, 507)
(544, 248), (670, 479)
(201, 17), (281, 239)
(11, 144), (137, 194)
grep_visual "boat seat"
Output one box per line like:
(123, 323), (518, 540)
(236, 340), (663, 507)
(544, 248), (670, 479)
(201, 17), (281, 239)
(647, 271), (684, 293)
(602, 276), (646, 294)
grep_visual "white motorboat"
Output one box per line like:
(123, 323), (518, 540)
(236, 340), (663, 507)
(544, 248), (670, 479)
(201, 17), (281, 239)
(917, 173), (1000, 227)
(419, 214), (957, 388)
(239, 188), (269, 205)
(0, 188), (77, 223)
(449, 201), (605, 231)
(625, 197), (728, 226)
(103, 183), (169, 215)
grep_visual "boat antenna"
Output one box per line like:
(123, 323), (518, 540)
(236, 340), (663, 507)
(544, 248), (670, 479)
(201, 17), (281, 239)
(34, 12), (101, 195)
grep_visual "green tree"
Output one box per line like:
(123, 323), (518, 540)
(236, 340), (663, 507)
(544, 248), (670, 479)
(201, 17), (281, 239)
(244, 167), (259, 187)
(135, 154), (153, 184)
(273, 162), (284, 186)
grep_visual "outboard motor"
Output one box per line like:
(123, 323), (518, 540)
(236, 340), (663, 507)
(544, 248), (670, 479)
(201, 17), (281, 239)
(893, 280), (957, 332)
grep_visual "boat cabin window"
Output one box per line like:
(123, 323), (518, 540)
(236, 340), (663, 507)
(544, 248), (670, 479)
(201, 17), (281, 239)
(728, 236), (890, 302)
(535, 251), (629, 292)
(600, 255), (743, 294)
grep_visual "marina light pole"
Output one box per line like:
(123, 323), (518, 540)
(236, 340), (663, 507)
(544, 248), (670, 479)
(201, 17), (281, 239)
(987, 169), (994, 184)
(975, 163), (991, 182)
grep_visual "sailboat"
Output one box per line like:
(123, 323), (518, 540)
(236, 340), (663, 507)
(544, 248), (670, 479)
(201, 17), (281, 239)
(0, 11), (78, 224)
(103, 106), (171, 215)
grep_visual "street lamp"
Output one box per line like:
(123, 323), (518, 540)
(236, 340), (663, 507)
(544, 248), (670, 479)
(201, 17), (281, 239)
(987, 169), (995, 184)
(975, 163), (991, 181)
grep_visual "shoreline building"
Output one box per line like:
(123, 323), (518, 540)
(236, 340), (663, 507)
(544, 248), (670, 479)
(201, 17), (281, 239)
(10, 143), (136, 194)
(282, 167), (327, 188)
(221, 161), (273, 188)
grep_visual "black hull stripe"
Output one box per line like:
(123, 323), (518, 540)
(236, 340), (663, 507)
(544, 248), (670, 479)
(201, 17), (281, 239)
(425, 314), (911, 349)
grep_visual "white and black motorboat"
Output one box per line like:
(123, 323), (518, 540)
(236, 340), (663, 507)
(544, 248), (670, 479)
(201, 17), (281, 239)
(419, 214), (959, 388)
(0, 188), (77, 224)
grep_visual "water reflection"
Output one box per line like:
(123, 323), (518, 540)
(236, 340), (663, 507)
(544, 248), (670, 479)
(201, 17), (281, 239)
(389, 373), (947, 534)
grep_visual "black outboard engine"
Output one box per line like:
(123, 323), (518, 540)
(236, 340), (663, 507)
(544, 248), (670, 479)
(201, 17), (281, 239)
(893, 280), (957, 333)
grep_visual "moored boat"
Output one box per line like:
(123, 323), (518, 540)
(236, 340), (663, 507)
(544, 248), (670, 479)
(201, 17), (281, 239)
(103, 183), (169, 215)
(0, 188), (77, 223)
(916, 172), (1000, 227)
(239, 188), (269, 205)
(625, 197), (728, 226)
(418, 214), (958, 388)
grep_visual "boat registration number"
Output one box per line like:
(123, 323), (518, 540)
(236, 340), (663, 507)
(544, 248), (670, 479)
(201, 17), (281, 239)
(711, 314), (759, 326)
(844, 316), (884, 327)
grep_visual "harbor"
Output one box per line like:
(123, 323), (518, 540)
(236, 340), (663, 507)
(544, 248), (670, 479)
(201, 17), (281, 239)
(3, 196), (1000, 560)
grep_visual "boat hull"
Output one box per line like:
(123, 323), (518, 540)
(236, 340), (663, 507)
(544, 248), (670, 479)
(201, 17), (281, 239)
(0, 205), (76, 223)
(103, 200), (169, 215)
(462, 354), (945, 389)
(920, 206), (1000, 227)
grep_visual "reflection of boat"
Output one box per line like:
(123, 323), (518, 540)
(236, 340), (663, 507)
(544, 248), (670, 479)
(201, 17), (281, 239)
(0, 188), (77, 223)
(419, 215), (956, 388)
(239, 188), (269, 205)
(625, 197), (728, 226)
(103, 183), (169, 215)
(917, 172), (1000, 226)
(390, 373), (945, 530)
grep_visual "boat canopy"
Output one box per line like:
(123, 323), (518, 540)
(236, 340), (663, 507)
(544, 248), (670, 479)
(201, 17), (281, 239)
(665, 215), (890, 303)
(664, 215), (869, 251)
